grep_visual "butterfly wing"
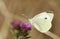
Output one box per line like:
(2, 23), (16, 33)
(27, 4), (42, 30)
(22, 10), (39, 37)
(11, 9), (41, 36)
(28, 12), (54, 33)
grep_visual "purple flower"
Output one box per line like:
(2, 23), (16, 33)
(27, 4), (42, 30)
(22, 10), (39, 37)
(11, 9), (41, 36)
(11, 19), (21, 29)
(20, 22), (31, 31)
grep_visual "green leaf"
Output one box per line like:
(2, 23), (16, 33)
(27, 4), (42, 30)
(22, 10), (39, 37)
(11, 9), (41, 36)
(23, 32), (28, 37)
(24, 36), (31, 39)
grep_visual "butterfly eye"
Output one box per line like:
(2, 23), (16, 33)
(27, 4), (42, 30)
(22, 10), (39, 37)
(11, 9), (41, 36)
(45, 17), (47, 19)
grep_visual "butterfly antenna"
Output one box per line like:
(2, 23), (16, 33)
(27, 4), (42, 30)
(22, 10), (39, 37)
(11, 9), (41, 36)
(21, 14), (29, 19)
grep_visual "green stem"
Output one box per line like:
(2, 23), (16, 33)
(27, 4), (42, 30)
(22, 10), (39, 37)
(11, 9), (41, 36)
(15, 32), (19, 39)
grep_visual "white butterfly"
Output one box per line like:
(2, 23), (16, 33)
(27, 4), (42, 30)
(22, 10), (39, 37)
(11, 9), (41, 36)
(28, 12), (54, 33)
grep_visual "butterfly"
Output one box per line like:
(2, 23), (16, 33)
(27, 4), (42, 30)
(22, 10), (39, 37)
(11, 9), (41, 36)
(28, 12), (54, 33)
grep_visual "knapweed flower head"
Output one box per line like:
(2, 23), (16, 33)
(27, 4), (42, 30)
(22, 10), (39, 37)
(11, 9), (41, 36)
(11, 19), (21, 29)
(20, 22), (31, 31)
